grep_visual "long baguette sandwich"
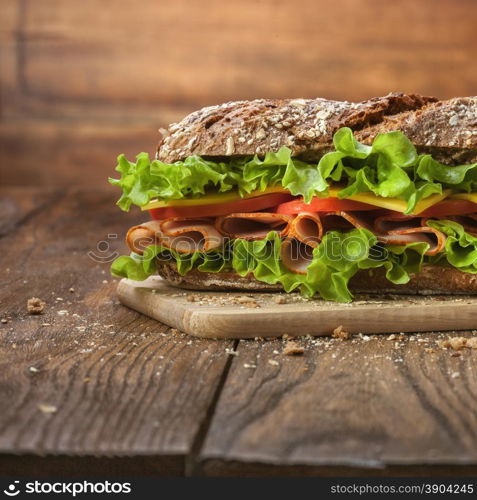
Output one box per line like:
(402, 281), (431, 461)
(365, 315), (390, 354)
(110, 93), (477, 302)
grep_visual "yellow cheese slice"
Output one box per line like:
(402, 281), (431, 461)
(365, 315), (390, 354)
(327, 188), (452, 215)
(449, 192), (477, 204)
(142, 185), (452, 215)
(141, 186), (289, 210)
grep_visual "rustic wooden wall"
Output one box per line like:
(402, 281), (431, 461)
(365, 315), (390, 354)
(1, 0), (477, 187)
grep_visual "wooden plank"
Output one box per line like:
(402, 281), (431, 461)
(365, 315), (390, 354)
(0, 122), (160, 187)
(3, 1), (477, 187)
(117, 278), (477, 339)
(0, 454), (182, 478)
(198, 462), (477, 478)
(0, 188), (234, 473)
(0, 187), (62, 236)
(198, 334), (477, 475)
(3, 0), (477, 122)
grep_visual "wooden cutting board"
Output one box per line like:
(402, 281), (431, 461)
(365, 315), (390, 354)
(117, 277), (477, 339)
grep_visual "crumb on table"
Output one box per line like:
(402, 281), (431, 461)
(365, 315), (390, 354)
(27, 297), (46, 315)
(283, 341), (305, 356)
(332, 325), (350, 340)
(438, 336), (477, 350)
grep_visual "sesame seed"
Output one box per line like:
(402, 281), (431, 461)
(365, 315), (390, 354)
(225, 137), (235, 155)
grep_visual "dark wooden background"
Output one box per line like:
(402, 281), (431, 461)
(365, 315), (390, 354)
(2, 0), (477, 187)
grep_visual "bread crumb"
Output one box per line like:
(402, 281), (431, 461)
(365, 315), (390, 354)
(1, 318), (8, 324)
(466, 337), (477, 349)
(38, 403), (57, 414)
(332, 325), (350, 340)
(387, 334), (396, 341)
(451, 372), (460, 379)
(237, 296), (255, 303)
(283, 341), (305, 356)
(439, 337), (468, 350)
(245, 301), (260, 308)
(268, 359), (279, 366)
(273, 295), (287, 304)
(27, 297), (46, 315)
(69, 287), (75, 293)
(29, 366), (40, 373)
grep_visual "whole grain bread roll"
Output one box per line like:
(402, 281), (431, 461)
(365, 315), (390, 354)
(153, 93), (477, 296)
(157, 93), (477, 164)
(156, 260), (477, 295)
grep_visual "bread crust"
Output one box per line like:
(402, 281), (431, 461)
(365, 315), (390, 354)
(356, 96), (477, 164)
(155, 260), (477, 295)
(157, 93), (436, 162)
(156, 94), (477, 164)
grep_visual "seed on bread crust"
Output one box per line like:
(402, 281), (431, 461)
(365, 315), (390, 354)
(157, 93), (449, 163)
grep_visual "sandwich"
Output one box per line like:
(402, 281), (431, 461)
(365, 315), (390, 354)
(110, 93), (477, 302)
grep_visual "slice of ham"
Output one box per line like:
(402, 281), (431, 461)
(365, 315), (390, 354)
(159, 217), (224, 253)
(126, 220), (163, 255)
(280, 238), (314, 274)
(287, 212), (323, 248)
(374, 214), (426, 233)
(447, 214), (477, 235)
(215, 212), (293, 240)
(374, 215), (446, 256)
(320, 211), (375, 233)
(320, 212), (447, 256)
(377, 227), (446, 256)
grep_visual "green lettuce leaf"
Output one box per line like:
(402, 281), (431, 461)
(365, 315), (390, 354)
(416, 155), (477, 192)
(382, 242), (429, 283)
(232, 232), (308, 292)
(303, 228), (378, 301)
(111, 244), (230, 280)
(111, 229), (432, 303)
(110, 253), (151, 281)
(110, 128), (477, 212)
(319, 128), (433, 213)
(427, 219), (477, 272)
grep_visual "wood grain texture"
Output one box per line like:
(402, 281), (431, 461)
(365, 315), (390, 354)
(0, 187), (62, 236)
(0, 123), (159, 187)
(0, 454), (183, 478)
(118, 278), (477, 339)
(2, 0), (477, 186)
(3, 187), (477, 476)
(198, 335), (477, 476)
(0, 189), (233, 473)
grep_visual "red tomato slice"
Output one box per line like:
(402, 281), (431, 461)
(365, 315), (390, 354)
(275, 197), (378, 214)
(418, 199), (477, 218)
(149, 193), (294, 219)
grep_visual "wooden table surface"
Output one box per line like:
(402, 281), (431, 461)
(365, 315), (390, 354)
(1, 187), (477, 477)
